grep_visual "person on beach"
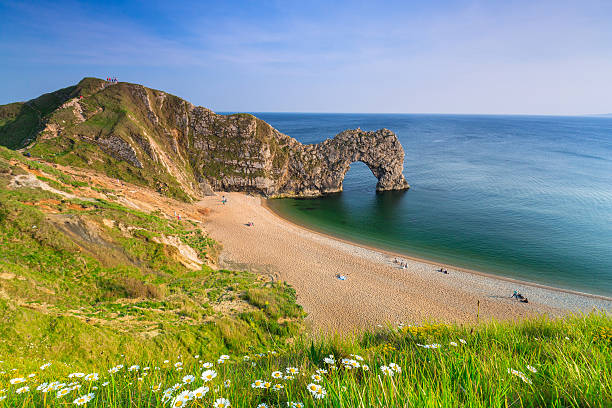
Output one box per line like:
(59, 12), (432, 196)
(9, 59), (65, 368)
(221, 195), (226, 205)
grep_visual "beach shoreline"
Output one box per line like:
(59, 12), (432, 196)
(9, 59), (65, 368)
(262, 199), (612, 302)
(197, 192), (611, 333)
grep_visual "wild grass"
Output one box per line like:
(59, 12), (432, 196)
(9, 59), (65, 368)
(0, 314), (609, 407)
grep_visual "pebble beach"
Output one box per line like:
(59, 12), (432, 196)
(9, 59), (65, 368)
(198, 192), (612, 334)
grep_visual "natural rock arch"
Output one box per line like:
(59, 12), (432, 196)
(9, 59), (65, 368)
(276, 128), (410, 197)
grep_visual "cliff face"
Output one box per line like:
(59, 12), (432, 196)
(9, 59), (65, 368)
(0, 78), (409, 199)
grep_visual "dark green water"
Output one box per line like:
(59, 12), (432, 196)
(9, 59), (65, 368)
(252, 113), (612, 297)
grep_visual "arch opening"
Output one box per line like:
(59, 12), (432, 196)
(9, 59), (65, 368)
(341, 160), (379, 193)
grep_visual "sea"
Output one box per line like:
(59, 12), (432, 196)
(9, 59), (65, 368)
(241, 113), (612, 297)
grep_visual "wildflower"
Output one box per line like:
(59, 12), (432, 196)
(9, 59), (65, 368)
(389, 363), (402, 373)
(287, 402), (304, 408)
(323, 355), (335, 365)
(182, 375), (195, 384)
(350, 354), (364, 361)
(143, 367), (150, 371)
(362, 365), (370, 371)
(312, 386), (327, 399)
(257, 404), (269, 408)
(201, 369), (217, 382)
(40, 362), (52, 370)
(151, 383), (162, 392)
(243, 355), (250, 361)
(192, 386), (209, 399)
(57, 388), (71, 398)
(341, 358), (360, 369)
(450, 341), (458, 347)
(286, 367), (299, 375)
(262, 381), (272, 389)
(219, 355), (230, 360)
(284, 375), (295, 380)
(417, 343), (440, 349)
(316, 368), (327, 374)
(28, 373), (36, 378)
(10, 377), (26, 384)
(170, 398), (188, 408)
(37, 382), (49, 391)
(459, 339), (467, 344)
(164, 360), (170, 364)
(307, 383), (321, 394)
(0, 396), (5, 401)
(213, 397), (231, 408)
(224, 379), (231, 388)
(162, 389), (174, 402)
(108, 365), (123, 374)
(380, 365), (394, 376)
(69, 372), (85, 378)
(251, 380), (264, 388)
(202, 362), (213, 369)
(172, 383), (183, 390)
(526, 365), (537, 373)
(102, 382), (109, 387)
(72, 392), (95, 405)
(16, 386), (30, 394)
(174, 362), (183, 368)
(194, 355), (200, 359)
(508, 368), (533, 385)
(84, 373), (99, 381)
(272, 371), (283, 379)
(311, 374), (322, 382)
(171, 390), (192, 407)
(272, 383), (284, 391)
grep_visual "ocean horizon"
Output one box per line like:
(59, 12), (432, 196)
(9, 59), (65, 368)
(224, 113), (612, 297)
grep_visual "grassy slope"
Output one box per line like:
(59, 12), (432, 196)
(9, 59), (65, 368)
(0, 147), (303, 368)
(25, 80), (193, 201)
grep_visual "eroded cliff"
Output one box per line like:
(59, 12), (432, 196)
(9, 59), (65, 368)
(0, 78), (409, 199)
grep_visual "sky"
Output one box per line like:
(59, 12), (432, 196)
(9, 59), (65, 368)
(1, 0), (611, 115)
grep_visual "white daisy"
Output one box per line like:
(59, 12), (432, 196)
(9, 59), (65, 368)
(192, 386), (209, 399)
(380, 365), (394, 376)
(201, 369), (217, 382)
(84, 373), (99, 381)
(213, 397), (231, 408)
(72, 392), (94, 405)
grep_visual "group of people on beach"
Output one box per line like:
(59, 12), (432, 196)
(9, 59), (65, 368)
(512, 291), (529, 303)
(393, 258), (409, 269)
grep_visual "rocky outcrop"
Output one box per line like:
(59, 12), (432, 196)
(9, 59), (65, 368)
(7, 78), (410, 198)
(185, 111), (409, 197)
(280, 128), (409, 196)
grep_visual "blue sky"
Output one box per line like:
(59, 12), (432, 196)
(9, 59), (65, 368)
(1, 0), (611, 114)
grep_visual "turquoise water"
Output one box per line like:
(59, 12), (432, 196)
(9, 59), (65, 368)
(252, 113), (612, 297)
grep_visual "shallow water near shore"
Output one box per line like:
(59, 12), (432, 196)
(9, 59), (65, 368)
(246, 113), (612, 297)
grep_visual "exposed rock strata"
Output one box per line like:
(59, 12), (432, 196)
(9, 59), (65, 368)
(10, 78), (410, 198)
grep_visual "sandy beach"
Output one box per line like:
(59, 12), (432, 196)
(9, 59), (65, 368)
(195, 193), (611, 334)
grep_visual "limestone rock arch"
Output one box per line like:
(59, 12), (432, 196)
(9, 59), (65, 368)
(277, 128), (410, 197)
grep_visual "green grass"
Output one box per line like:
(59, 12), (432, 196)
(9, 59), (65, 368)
(0, 314), (609, 407)
(0, 148), (303, 370)
(0, 146), (609, 407)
